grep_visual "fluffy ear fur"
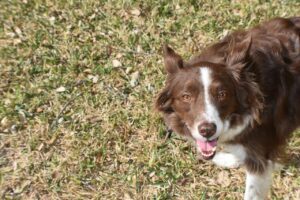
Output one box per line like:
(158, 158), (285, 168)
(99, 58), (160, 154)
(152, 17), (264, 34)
(162, 112), (191, 137)
(156, 88), (191, 137)
(155, 87), (173, 113)
(227, 36), (252, 80)
(163, 44), (184, 74)
(236, 80), (264, 125)
(156, 45), (184, 114)
(227, 36), (264, 125)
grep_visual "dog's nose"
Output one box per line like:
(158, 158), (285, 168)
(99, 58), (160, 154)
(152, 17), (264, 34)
(198, 122), (217, 138)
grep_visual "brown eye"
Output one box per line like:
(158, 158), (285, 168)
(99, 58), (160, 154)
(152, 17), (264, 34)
(182, 93), (192, 102)
(217, 90), (227, 101)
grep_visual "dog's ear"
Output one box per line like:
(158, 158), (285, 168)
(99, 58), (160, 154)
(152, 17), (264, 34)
(162, 44), (184, 74)
(227, 36), (252, 66)
(227, 36), (264, 125)
(227, 36), (252, 80)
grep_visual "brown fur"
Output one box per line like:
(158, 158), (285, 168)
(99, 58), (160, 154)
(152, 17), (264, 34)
(156, 17), (300, 173)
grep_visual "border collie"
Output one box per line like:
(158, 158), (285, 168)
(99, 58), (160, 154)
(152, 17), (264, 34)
(155, 17), (300, 199)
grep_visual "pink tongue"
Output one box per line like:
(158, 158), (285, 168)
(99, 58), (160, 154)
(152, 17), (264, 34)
(197, 139), (217, 152)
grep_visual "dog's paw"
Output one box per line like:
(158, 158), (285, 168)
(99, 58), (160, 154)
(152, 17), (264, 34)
(212, 152), (242, 168)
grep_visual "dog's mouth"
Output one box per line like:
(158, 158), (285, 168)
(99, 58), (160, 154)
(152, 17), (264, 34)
(196, 138), (218, 160)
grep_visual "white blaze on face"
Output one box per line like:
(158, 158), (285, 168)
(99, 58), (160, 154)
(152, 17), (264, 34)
(188, 67), (227, 141)
(199, 67), (226, 139)
(188, 66), (251, 143)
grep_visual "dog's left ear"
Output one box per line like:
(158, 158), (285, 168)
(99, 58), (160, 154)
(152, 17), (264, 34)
(227, 36), (264, 125)
(227, 36), (252, 80)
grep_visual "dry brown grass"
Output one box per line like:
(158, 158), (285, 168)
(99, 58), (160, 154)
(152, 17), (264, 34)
(0, 0), (300, 199)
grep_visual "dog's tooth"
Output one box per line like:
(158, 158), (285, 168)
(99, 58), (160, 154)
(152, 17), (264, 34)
(201, 150), (214, 158)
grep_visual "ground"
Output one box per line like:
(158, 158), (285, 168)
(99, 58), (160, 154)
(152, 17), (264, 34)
(0, 0), (300, 199)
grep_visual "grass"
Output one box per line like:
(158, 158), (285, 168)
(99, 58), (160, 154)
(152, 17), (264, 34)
(0, 0), (300, 199)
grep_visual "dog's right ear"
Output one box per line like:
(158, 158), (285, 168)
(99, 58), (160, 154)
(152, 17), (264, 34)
(163, 44), (184, 74)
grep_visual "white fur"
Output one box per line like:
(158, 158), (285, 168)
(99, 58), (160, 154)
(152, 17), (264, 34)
(212, 144), (246, 168)
(244, 161), (273, 200)
(182, 66), (279, 199)
(185, 67), (277, 199)
(273, 162), (283, 171)
(218, 116), (251, 143)
(189, 67), (225, 141)
(188, 67), (251, 142)
(200, 67), (224, 135)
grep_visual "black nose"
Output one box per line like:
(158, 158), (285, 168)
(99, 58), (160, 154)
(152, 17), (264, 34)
(198, 122), (217, 138)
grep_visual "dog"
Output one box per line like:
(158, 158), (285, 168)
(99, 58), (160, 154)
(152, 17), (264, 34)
(155, 17), (300, 199)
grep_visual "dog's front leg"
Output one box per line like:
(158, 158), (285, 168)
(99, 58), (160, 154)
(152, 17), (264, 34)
(244, 162), (273, 200)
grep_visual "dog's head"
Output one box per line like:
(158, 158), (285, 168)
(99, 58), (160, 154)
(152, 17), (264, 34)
(156, 41), (263, 159)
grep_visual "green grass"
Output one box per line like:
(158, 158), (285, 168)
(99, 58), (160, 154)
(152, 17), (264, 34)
(0, 0), (300, 199)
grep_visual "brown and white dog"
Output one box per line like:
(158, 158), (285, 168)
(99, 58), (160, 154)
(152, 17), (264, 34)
(155, 17), (300, 199)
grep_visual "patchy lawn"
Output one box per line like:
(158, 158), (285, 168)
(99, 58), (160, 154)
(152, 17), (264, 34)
(0, 0), (299, 199)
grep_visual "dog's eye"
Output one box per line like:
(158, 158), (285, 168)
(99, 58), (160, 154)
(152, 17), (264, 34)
(181, 93), (192, 102)
(217, 90), (227, 101)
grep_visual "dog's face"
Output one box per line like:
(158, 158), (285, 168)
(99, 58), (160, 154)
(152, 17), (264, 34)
(156, 45), (258, 159)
